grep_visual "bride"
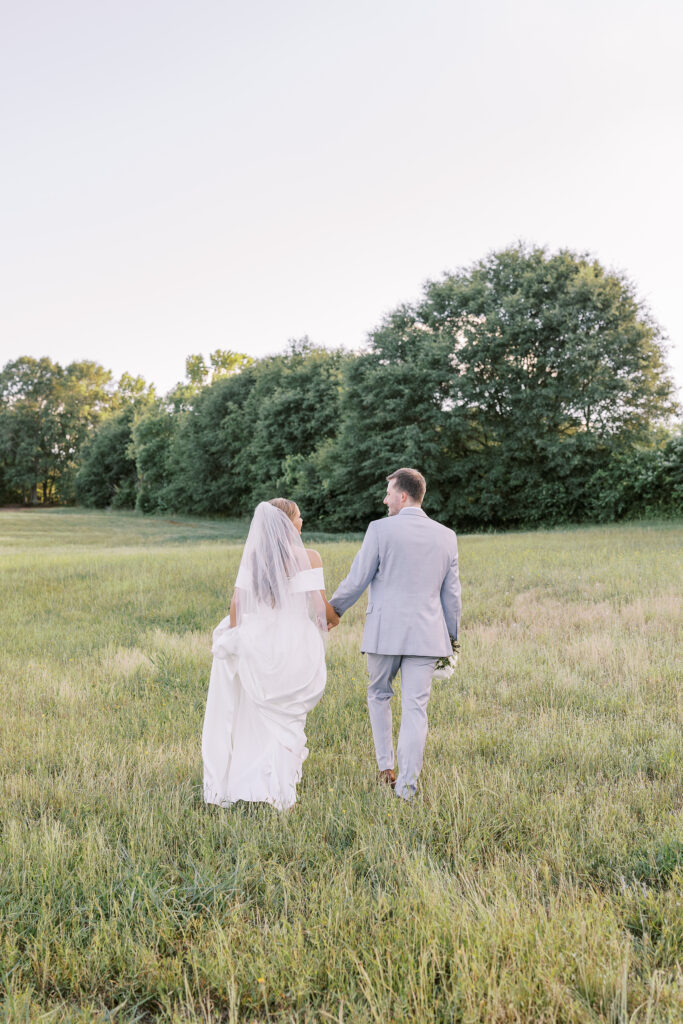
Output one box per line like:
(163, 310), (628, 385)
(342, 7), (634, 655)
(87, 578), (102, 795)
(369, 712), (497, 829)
(202, 498), (339, 810)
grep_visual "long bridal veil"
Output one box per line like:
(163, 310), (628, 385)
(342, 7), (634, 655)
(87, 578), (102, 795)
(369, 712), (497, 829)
(203, 502), (328, 809)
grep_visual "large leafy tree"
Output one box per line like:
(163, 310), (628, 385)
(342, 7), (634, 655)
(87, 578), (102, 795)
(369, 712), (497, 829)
(429, 246), (676, 525)
(0, 357), (112, 504)
(327, 245), (677, 529)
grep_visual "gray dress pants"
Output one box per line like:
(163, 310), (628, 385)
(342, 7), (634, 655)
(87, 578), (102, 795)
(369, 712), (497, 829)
(366, 653), (436, 800)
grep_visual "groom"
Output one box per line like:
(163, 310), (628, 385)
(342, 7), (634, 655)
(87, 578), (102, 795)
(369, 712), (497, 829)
(330, 468), (461, 800)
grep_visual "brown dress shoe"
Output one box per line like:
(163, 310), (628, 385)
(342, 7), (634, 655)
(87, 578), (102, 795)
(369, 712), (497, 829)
(378, 768), (396, 789)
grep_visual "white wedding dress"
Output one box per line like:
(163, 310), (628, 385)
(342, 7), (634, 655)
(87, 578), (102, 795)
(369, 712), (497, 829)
(202, 506), (327, 810)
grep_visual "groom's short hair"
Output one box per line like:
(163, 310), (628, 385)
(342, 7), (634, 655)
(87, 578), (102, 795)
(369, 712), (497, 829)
(386, 467), (426, 504)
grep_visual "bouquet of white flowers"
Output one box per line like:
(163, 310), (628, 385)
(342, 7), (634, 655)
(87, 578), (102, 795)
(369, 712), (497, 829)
(432, 637), (460, 680)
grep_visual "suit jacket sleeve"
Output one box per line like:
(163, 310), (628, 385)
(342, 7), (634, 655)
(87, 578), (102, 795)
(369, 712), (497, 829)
(440, 537), (462, 640)
(330, 521), (380, 616)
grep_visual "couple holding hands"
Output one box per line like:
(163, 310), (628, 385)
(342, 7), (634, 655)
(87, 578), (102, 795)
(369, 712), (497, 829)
(202, 467), (461, 809)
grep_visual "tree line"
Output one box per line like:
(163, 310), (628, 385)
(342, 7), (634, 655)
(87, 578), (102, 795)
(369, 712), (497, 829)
(2, 245), (681, 530)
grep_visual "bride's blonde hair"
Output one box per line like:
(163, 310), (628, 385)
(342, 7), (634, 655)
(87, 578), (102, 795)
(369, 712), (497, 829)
(268, 497), (298, 522)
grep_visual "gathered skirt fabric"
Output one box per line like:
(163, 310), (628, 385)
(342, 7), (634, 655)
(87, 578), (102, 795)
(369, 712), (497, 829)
(202, 606), (326, 810)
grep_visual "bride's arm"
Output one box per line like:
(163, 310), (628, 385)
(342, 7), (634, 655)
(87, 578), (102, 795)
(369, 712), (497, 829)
(306, 548), (340, 628)
(229, 592), (237, 628)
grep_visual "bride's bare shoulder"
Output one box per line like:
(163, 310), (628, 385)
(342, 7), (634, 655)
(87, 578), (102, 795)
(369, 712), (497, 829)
(305, 547), (322, 569)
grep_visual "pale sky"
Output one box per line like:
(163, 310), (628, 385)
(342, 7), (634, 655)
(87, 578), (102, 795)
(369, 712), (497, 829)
(2, 0), (682, 399)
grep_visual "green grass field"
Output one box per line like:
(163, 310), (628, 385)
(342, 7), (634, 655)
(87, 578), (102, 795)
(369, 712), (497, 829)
(1, 509), (682, 1023)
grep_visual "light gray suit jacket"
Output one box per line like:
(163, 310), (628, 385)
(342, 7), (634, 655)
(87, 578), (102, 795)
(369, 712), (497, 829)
(330, 507), (461, 657)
